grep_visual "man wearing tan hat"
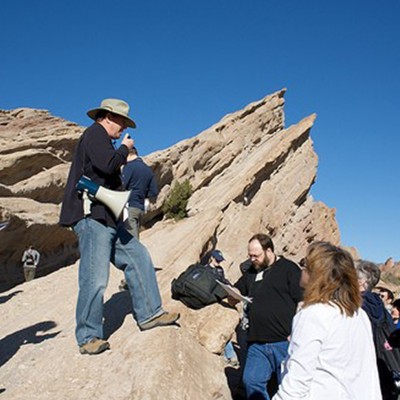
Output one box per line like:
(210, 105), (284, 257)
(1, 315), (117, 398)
(60, 99), (179, 355)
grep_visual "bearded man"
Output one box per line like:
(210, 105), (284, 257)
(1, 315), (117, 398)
(232, 234), (303, 400)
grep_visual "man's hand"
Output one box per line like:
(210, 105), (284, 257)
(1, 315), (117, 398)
(227, 296), (240, 307)
(122, 133), (134, 150)
(227, 287), (242, 306)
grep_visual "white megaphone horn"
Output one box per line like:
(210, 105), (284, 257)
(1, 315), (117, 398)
(76, 176), (131, 219)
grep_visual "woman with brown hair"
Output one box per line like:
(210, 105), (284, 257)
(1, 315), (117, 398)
(273, 241), (381, 400)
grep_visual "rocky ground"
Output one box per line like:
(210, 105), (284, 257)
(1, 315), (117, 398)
(0, 263), (242, 400)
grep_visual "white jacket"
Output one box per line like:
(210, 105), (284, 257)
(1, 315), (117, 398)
(273, 303), (382, 400)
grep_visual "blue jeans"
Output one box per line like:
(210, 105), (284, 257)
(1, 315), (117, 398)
(224, 340), (237, 360)
(243, 341), (289, 400)
(73, 218), (163, 346)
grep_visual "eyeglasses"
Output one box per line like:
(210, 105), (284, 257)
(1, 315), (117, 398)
(299, 258), (309, 271)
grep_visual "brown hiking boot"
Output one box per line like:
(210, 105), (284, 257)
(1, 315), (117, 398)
(139, 312), (180, 331)
(79, 338), (110, 355)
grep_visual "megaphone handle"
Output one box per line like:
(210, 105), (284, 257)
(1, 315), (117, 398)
(82, 191), (92, 216)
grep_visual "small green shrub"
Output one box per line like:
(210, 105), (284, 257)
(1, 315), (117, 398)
(162, 179), (193, 221)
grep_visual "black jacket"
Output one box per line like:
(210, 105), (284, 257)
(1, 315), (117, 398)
(59, 123), (129, 228)
(362, 290), (395, 339)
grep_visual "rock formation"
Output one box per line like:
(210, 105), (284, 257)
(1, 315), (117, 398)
(382, 257), (395, 272)
(0, 89), (341, 399)
(0, 108), (82, 290)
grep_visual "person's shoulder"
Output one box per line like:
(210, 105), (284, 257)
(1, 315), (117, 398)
(299, 303), (338, 322)
(130, 158), (150, 168)
(235, 266), (254, 283)
(85, 123), (104, 134)
(294, 303), (338, 334)
(139, 158), (154, 171)
(82, 123), (106, 142)
(240, 259), (252, 274)
(277, 256), (300, 271)
(124, 159), (135, 169)
(240, 266), (257, 283)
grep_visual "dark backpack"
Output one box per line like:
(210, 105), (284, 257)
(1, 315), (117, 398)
(171, 264), (227, 310)
(373, 310), (400, 398)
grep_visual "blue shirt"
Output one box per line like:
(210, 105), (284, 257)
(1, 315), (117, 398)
(122, 157), (158, 210)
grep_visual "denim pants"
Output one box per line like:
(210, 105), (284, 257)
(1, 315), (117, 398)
(243, 341), (289, 400)
(73, 218), (163, 346)
(224, 340), (237, 360)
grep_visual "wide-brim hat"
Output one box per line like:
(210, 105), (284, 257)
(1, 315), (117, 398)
(87, 98), (136, 128)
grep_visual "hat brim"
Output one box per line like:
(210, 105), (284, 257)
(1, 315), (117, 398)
(87, 107), (136, 128)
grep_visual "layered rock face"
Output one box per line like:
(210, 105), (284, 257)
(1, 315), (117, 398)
(142, 89), (340, 285)
(0, 108), (82, 290)
(0, 90), (341, 399)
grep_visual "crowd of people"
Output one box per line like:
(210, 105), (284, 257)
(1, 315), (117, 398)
(58, 97), (399, 399)
(225, 237), (400, 400)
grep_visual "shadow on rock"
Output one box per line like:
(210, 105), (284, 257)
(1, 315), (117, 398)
(0, 320), (60, 367)
(0, 290), (23, 304)
(103, 291), (133, 340)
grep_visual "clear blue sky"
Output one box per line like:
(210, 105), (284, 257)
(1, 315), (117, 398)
(1, 0), (398, 262)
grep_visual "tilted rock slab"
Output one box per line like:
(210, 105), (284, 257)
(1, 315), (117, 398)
(0, 89), (340, 399)
(0, 108), (82, 289)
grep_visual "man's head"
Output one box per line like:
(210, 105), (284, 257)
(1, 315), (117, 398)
(87, 98), (136, 139)
(247, 234), (275, 270)
(127, 146), (139, 161)
(355, 260), (381, 292)
(378, 287), (394, 307)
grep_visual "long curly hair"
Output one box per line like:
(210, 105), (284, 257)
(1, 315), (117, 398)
(303, 241), (361, 317)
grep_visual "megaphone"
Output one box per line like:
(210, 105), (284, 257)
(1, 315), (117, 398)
(76, 176), (131, 219)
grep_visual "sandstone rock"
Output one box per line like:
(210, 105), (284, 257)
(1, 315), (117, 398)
(382, 257), (395, 272)
(343, 245), (361, 261)
(0, 108), (81, 290)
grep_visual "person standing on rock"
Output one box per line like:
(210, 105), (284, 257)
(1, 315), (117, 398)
(122, 146), (158, 239)
(21, 244), (40, 282)
(118, 146), (159, 291)
(59, 98), (179, 355)
(229, 234), (303, 400)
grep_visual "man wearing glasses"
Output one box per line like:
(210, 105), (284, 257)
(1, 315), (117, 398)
(60, 99), (179, 355)
(230, 233), (303, 400)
